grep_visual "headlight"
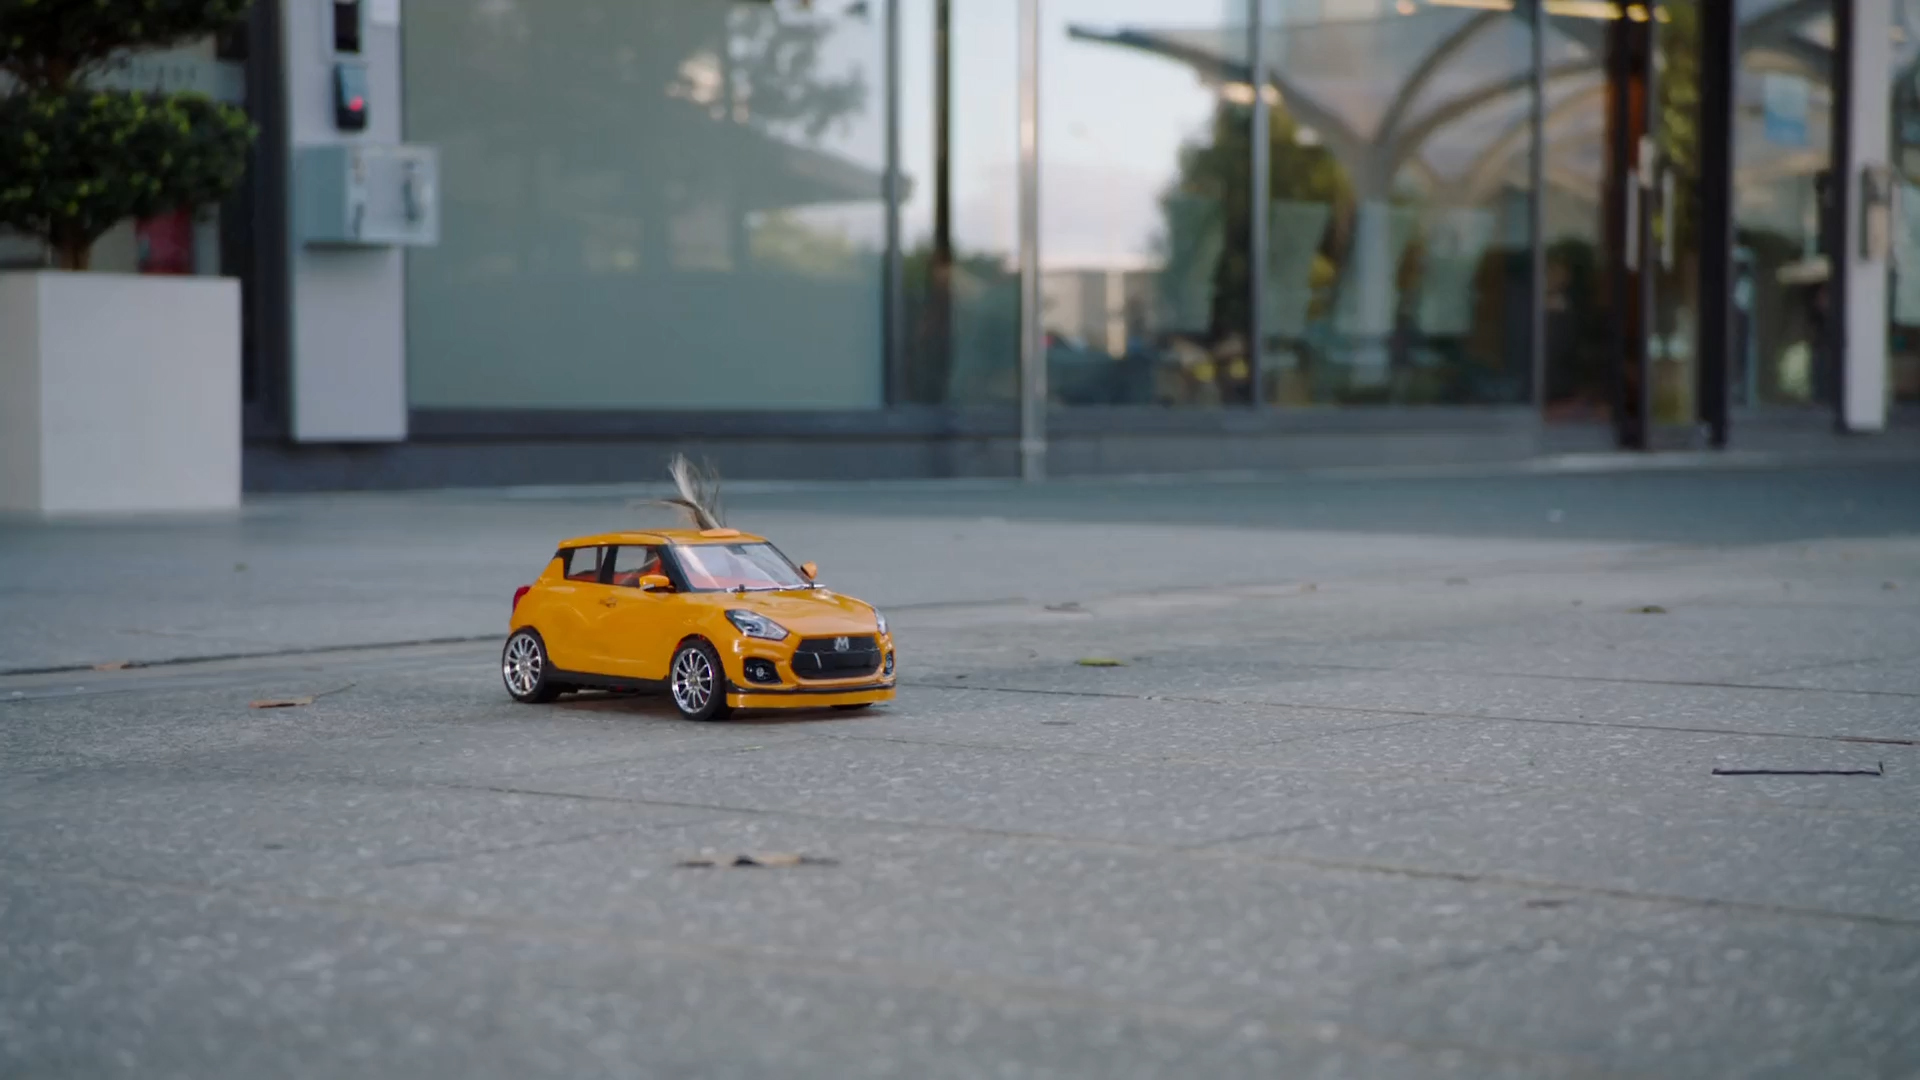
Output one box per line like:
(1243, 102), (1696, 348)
(874, 608), (888, 635)
(726, 610), (790, 641)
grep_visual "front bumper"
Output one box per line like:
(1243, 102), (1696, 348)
(725, 632), (896, 707)
(724, 680), (895, 710)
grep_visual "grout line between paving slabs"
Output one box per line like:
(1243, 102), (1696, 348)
(907, 681), (1920, 749)
(24, 707), (1895, 935)
(1212, 661), (1920, 701)
(799, 724), (1918, 825)
(0, 538), (1739, 681)
(0, 863), (1626, 1079)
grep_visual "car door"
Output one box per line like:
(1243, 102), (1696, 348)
(541, 545), (614, 673)
(589, 544), (679, 681)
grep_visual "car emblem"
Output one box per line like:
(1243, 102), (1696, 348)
(833, 636), (851, 652)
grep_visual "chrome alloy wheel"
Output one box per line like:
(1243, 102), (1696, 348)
(671, 646), (716, 714)
(503, 632), (543, 697)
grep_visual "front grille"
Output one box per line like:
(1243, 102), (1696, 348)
(792, 635), (882, 679)
(797, 636), (877, 653)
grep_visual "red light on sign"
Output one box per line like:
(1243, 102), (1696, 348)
(349, 96), (364, 111)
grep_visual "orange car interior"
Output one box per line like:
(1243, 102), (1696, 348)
(562, 546), (665, 588)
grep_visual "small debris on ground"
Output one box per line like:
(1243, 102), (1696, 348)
(249, 683), (354, 710)
(1884, 581), (1900, 591)
(1045, 601), (1087, 613)
(1040, 720), (1075, 727)
(92, 661), (130, 671)
(1633, 605), (1668, 614)
(1525, 898), (1571, 909)
(1713, 762), (1883, 777)
(677, 852), (838, 869)
(1077, 658), (1126, 667)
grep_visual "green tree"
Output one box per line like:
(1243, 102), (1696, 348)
(0, 0), (257, 270)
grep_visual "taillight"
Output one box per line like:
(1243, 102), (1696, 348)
(512, 585), (531, 612)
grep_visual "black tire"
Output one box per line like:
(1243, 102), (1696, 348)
(669, 639), (733, 722)
(833, 703), (874, 711)
(502, 628), (562, 703)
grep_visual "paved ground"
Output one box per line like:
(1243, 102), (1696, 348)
(4, 462), (1920, 1078)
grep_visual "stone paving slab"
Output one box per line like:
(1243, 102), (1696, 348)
(7, 464), (1920, 1079)
(0, 873), (1570, 1080)
(494, 737), (1513, 850)
(1216, 782), (1920, 923)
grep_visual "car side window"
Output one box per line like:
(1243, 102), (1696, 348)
(562, 546), (604, 583)
(608, 545), (667, 590)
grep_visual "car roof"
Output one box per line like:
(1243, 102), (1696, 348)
(557, 528), (768, 548)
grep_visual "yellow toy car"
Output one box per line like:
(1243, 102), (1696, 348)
(500, 458), (895, 721)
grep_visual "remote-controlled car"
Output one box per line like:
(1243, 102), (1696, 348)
(500, 458), (894, 721)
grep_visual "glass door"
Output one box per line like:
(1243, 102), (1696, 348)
(1541, 0), (1714, 449)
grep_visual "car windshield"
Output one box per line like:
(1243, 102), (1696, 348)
(673, 542), (809, 591)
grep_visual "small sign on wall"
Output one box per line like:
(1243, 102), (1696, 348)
(1763, 73), (1809, 148)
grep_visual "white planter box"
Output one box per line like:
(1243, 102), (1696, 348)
(1, 271), (240, 514)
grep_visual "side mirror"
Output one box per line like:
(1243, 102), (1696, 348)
(639, 574), (672, 592)
(801, 562), (818, 582)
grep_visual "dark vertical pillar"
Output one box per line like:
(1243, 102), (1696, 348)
(926, 0), (954, 405)
(1248, 0), (1268, 409)
(883, 0), (904, 405)
(244, 0), (291, 442)
(1605, 14), (1637, 447)
(1827, 0), (1855, 429)
(1528, 0), (1546, 411)
(1697, 0), (1736, 447)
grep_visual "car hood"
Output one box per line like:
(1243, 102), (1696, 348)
(715, 591), (884, 636)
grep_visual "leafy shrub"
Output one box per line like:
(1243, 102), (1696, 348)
(0, 0), (257, 269)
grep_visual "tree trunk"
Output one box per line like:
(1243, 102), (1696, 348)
(54, 234), (91, 271)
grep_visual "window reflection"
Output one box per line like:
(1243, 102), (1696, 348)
(1733, 0), (1837, 408)
(1040, 0), (1253, 407)
(1058, 1), (1537, 408)
(1260, 0), (1536, 406)
(405, 0), (888, 410)
(898, 0), (1022, 406)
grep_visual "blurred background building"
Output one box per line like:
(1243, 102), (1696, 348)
(7, 0), (1919, 490)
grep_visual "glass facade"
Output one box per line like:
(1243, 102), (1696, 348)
(1040, 0), (1250, 407)
(1263, 0), (1537, 407)
(394, 0), (1907, 429)
(897, 0), (1022, 406)
(404, 0), (890, 410)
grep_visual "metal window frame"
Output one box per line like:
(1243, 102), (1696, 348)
(883, 0), (905, 405)
(1697, 0), (1738, 447)
(1018, 0), (1045, 481)
(242, 0), (293, 442)
(1529, 0), (1547, 413)
(1250, 0), (1270, 411)
(1828, 0), (1855, 430)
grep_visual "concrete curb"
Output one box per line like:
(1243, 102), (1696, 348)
(365, 448), (1920, 503)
